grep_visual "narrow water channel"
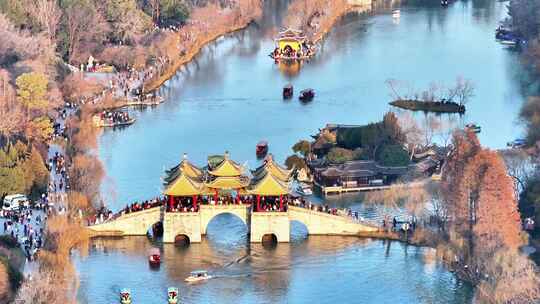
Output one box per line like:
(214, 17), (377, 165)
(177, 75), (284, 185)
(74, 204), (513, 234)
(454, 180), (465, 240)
(76, 1), (528, 302)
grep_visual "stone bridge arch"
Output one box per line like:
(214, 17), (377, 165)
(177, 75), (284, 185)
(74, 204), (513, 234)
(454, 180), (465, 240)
(199, 205), (250, 235)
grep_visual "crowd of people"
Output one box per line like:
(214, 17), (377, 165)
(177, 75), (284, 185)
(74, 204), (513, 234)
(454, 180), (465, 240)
(271, 42), (315, 60)
(47, 152), (69, 194)
(2, 208), (44, 261)
(97, 110), (132, 126)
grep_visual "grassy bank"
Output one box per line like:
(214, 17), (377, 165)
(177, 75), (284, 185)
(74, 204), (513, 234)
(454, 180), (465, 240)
(390, 99), (466, 114)
(144, 2), (263, 94)
(144, 21), (256, 93)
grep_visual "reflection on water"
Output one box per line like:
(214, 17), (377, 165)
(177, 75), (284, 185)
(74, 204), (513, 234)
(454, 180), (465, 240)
(75, 214), (473, 304)
(83, 1), (527, 302)
(99, 0), (527, 208)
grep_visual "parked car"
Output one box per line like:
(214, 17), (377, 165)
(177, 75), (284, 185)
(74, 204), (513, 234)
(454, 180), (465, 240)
(2, 194), (30, 212)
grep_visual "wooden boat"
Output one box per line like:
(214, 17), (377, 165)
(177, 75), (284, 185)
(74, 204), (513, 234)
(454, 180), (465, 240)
(299, 89), (315, 102)
(120, 288), (132, 304)
(392, 10), (400, 18)
(256, 141), (269, 158)
(93, 115), (136, 128)
(126, 95), (164, 107)
(100, 118), (136, 128)
(465, 123), (481, 134)
(148, 248), (161, 266)
(283, 84), (293, 99)
(185, 270), (212, 283)
(167, 287), (179, 304)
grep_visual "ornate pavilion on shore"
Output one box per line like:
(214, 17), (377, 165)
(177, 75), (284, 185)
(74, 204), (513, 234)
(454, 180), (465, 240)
(163, 152), (292, 212)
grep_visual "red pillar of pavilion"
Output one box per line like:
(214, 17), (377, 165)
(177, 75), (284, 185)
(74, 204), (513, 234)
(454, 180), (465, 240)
(236, 189), (240, 204)
(214, 189), (218, 204)
(193, 195), (198, 211)
(256, 195), (261, 212)
(279, 195), (283, 212)
(168, 195), (174, 211)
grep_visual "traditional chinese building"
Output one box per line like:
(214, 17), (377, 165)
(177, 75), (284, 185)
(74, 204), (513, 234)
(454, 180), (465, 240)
(163, 152), (292, 212)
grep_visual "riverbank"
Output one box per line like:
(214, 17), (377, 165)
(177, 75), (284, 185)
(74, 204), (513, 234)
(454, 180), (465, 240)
(143, 3), (263, 93)
(144, 21), (257, 94)
(283, 0), (372, 44)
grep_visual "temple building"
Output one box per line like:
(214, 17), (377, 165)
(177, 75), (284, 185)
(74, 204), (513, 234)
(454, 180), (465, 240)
(313, 160), (408, 194)
(162, 152), (292, 212)
(275, 28), (306, 54)
(249, 154), (292, 211)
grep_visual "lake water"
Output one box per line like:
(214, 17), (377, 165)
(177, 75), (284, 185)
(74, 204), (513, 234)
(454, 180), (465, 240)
(76, 0), (529, 302)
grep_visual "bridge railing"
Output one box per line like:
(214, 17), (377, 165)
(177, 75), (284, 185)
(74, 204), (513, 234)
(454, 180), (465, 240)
(288, 204), (380, 228)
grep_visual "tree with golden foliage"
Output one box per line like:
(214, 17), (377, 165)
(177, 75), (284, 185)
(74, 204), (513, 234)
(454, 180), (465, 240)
(15, 72), (49, 113)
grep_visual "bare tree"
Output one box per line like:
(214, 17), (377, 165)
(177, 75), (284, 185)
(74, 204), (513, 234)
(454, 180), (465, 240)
(437, 115), (458, 149)
(28, 0), (62, 40)
(397, 112), (423, 158)
(385, 78), (403, 100)
(447, 76), (475, 105)
(500, 148), (535, 196)
(422, 115), (441, 147)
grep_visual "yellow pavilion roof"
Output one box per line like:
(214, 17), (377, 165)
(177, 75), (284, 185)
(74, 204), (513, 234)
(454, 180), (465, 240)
(205, 176), (250, 190)
(164, 173), (204, 196)
(252, 155), (291, 182)
(249, 172), (290, 196)
(208, 152), (243, 177)
(179, 159), (203, 178)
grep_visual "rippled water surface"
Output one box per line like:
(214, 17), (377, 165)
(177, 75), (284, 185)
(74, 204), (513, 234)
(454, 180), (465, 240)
(75, 215), (473, 304)
(98, 0), (527, 207)
(79, 0), (529, 302)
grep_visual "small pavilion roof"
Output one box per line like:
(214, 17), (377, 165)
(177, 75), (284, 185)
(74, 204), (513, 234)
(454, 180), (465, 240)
(205, 176), (250, 190)
(164, 154), (203, 184)
(208, 152), (243, 177)
(249, 171), (290, 196)
(276, 28), (306, 42)
(252, 154), (291, 181)
(164, 173), (204, 196)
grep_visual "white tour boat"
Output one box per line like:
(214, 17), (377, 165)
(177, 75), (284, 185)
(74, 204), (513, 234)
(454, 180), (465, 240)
(185, 270), (212, 283)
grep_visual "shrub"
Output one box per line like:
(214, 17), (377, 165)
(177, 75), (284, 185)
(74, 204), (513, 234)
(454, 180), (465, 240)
(0, 256), (22, 291)
(326, 147), (354, 164)
(0, 236), (18, 249)
(376, 144), (410, 167)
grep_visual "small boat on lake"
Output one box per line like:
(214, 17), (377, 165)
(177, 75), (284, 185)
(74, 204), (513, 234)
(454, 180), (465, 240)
(283, 84), (293, 99)
(167, 287), (179, 304)
(500, 39), (517, 46)
(295, 182), (313, 196)
(185, 270), (212, 283)
(270, 28), (316, 62)
(441, 0), (448, 6)
(148, 248), (161, 266)
(120, 289), (132, 304)
(507, 139), (526, 149)
(299, 89), (315, 102)
(256, 141), (269, 158)
(392, 10), (400, 18)
(465, 123), (481, 134)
